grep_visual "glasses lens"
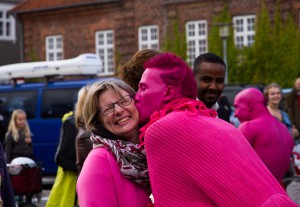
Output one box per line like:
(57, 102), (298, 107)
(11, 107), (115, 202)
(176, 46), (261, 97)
(118, 95), (132, 107)
(101, 107), (114, 116)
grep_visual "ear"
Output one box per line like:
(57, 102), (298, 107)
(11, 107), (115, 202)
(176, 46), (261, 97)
(163, 86), (177, 102)
(248, 101), (254, 112)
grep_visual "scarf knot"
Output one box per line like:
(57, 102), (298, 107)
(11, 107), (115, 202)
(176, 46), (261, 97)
(91, 133), (151, 193)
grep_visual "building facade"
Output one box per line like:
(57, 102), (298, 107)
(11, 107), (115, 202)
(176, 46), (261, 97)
(0, 0), (22, 66)
(10, 0), (300, 76)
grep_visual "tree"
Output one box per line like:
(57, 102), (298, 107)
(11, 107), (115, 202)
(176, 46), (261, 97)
(208, 5), (239, 83)
(163, 17), (187, 61)
(208, 0), (300, 87)
(234, 0), (300, 87)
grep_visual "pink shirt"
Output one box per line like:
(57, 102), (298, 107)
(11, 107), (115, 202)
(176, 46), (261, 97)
(145, 111), (297, 206)
(77, 147), (151, 207)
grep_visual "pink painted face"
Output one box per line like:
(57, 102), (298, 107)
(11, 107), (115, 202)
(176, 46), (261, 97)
(135, 68), (167, 125)
(233, 88), (264, 123)
(233, 94), (251, 123)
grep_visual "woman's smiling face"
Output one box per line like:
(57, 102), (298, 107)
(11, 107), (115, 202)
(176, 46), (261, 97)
(267, 86), (282, 106)
(98, 89), (139, 143)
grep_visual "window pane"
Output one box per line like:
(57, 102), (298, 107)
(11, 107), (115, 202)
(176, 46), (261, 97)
(96, 30), (115, 74)
(42, 89), (79, 118)
(48, 53), (54, 61)
(0, 91), (37, 119)
(46, 36), (63, 61)
(233, 15), (256, 48)
(186, 21), (207, 66)
(139, 26), (159, 50)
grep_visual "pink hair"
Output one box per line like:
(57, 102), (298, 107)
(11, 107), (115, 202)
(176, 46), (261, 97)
(143, 53), (197, 99)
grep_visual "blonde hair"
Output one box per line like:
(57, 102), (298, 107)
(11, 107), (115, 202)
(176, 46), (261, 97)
(75, 85), (91, 128)
(82, 79), (135, 131)
(6, 109), (32, 142)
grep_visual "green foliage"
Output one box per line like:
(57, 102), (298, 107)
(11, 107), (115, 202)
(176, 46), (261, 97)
(234, 0), (300, 87)
(208, 5), (239, 83)
(163, 18), (187, 61)
(208, 0), (300, 87)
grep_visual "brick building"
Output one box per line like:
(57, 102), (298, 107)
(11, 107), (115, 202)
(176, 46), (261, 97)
(10, 0), (300, 76)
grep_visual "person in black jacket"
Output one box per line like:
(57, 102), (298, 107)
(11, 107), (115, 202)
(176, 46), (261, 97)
(0, 102), (8, 145)
(193, 52), (230, 122)
(46, 111), (78, 207)
(54, 112), (78, 173)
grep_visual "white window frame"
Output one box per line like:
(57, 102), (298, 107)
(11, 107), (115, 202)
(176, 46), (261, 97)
(233, 15), (256, 49)
(0, 3), (16, 41)
(185, 20), (208, 66)
(138, 25), (159, 50)
(45, 35), (63, 61)
(95, 30), (115, 75)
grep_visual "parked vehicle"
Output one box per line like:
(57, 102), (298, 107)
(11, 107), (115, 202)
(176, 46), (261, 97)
(0, 54), (115, 175)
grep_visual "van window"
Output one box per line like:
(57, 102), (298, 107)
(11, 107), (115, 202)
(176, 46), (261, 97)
(41, 88), (80, 118)
(0, 91), (37, 119)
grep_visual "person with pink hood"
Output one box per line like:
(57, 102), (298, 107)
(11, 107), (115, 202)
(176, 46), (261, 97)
(234, 87), (294, 182)
(135, 52), (297, 206)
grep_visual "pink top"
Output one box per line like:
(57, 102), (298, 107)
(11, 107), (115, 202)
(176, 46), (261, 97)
(145, 111), (297, 207)
(77, 147), (151, 207)
(238, 114), (294, 181)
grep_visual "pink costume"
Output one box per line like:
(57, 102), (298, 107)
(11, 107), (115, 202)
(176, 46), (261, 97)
(76, 147), (151, 207)
(142, 99), (297, 207)
(234, 88), (294, 181)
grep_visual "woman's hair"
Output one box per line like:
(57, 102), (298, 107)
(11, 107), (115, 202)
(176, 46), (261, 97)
(118, 49), (162, 91)
(6, 109), (31, 142)
(75, 85), (91, 128)
(83, 79), (135, 131)
(263, 83), (282, 103)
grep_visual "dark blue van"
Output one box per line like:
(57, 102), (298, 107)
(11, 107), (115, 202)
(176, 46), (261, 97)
(0, 77), (114, 175)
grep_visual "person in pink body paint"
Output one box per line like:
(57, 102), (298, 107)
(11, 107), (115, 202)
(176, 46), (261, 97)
(77, 80), (151, 207)
(234, 88), (294, 182)
(135, 52), (297, 206)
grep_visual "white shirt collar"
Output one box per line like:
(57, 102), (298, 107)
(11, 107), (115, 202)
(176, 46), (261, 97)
(210, 102), (219, 111)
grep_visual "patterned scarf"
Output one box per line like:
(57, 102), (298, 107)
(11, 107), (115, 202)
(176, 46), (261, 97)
(139, 97), (217, 145)
(91, 133), (150, 192)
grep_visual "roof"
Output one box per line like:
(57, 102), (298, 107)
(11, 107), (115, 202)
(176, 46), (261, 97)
(2, 0), (23, 4)
(10, 0), (120, 14)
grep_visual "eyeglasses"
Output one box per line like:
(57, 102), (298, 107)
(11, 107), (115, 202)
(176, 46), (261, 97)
(99, 95), (133, 116)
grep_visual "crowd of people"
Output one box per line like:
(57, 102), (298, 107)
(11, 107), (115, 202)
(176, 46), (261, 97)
(1, 49), (300, 206)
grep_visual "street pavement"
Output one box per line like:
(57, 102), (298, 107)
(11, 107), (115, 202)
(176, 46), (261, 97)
(35, 176), (54, 207)
(37, 189), (50, 207)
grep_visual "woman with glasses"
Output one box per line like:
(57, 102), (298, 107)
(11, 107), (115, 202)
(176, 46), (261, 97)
(76, 79), (151, 207)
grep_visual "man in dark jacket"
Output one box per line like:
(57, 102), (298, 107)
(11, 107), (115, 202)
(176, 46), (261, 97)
(193, 52), (230, 122)
(55, 111), (78, 173)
